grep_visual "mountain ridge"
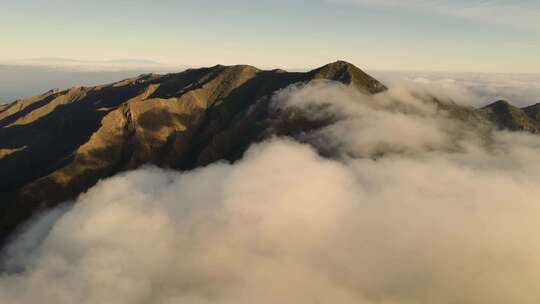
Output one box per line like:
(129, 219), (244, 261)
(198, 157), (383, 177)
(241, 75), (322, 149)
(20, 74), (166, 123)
(0, 60), (386, 246)
(481, 99), (540, 133)
(0, 60), (537, 248)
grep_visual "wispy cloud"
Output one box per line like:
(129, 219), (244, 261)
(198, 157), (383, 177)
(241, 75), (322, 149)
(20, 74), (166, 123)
(331, 0), (540, 31)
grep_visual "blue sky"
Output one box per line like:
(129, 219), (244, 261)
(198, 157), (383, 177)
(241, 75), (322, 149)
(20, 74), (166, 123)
(1, 0), (539, 72)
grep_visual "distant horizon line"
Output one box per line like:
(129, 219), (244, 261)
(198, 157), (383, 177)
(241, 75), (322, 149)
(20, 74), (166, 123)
(0, 57), (539, 75)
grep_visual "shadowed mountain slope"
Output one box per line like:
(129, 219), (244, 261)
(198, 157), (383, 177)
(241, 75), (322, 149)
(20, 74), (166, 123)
(481, 100), (540, 133)
(308, 60), (387, 94)
(523, 103), (540, 122)
(0, 61), (537, 248)
(0, 61), (386, 245)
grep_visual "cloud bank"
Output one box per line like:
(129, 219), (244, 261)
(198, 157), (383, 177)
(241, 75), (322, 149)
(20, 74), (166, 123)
(372, 70), (540, 107)
(2, 81), (540, 303)
(0, 62), (182, 103)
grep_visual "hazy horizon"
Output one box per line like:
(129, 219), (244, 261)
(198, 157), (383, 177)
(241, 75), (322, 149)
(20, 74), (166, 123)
(2, 60), (539, 107)
(1, 0), (539, 73)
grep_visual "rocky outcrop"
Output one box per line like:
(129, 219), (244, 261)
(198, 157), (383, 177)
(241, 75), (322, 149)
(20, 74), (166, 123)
(480, 100), (540, 133)
(0, 60), (537, 247)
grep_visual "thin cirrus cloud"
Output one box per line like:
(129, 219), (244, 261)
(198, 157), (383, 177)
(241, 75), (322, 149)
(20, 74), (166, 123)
(331, 0), (540, 31)
(371, 70), (540, 107)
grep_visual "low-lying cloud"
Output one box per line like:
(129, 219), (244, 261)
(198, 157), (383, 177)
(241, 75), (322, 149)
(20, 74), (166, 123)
(373, 70), (540, 107)
(2, 81), (540, 303)
(0, 62), (181, 103)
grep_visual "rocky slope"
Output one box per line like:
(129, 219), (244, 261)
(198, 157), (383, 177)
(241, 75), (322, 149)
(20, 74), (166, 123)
(0, 60), (538, 247)
(0, 61), (387, 245)
(480, 100), (540, 133)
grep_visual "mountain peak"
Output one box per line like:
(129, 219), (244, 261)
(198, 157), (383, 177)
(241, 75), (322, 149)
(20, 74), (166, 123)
(312, 60), (363, 76)
(483, 99), (512, 109)
(523, 102), (540, 121)
(309, 60), (387, 94)
(523, 102), (540, 110)
(481, 99), (540, 133)
(323, 60), (357, 69)
(0, 61), (387, 246)
(210, 64), (259, 71)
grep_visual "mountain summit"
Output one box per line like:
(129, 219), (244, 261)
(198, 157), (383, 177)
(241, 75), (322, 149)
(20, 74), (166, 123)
(0, 61), (538, 247)
(481, 100), (540, 133)
(309, 60), (387, 94)
(0, 61), (385, 245)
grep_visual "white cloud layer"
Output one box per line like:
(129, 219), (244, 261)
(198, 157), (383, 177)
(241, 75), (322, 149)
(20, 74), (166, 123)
(2, 81), (540, 303)
(372, 70), (540, 107)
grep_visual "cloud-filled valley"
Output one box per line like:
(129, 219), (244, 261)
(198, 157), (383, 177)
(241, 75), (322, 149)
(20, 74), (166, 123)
(2, 81), (540, 303)
(373, 70), (540, 108)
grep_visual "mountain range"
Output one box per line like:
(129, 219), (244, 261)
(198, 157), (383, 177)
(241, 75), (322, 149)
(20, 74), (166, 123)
(0, 61), (538, 247)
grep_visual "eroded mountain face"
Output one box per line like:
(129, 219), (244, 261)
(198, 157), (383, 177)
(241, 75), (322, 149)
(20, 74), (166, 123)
(0, 60), (537, 247)
(0, 61), (387, 244)
(481, 100), (540, 133)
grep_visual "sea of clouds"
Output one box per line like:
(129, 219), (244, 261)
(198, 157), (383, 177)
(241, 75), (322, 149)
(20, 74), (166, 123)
(373, 70), (540, 108)
(2, 81), (540, 303)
